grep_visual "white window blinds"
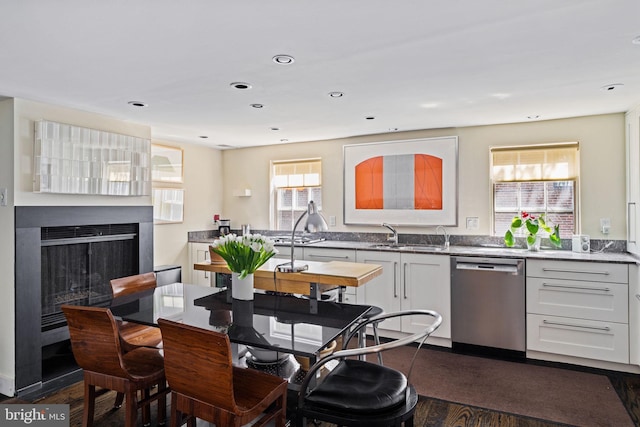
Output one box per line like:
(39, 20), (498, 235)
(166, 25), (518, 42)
(491, 142), (579, 182)
(273, 159), (322, 188)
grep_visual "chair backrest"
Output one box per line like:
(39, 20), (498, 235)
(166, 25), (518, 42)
(299, 309), (442, 407)
(61, 305), (129, 378)
(110, 272), (157, 299)
(158, 318), (238, 412)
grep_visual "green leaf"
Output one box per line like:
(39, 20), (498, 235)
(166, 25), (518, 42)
(510, 216), (523, 228)
(526, 233), (537, 246)
(504, 229), (515, 247)
(525, 220), (539, 235)
(549, 225), (562, 248)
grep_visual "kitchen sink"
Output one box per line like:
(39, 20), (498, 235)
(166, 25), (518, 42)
(397, 245), (446, 252)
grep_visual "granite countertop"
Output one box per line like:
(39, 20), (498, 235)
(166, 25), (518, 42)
(189, 235), (638, 264)
(288, 240), (638, 264)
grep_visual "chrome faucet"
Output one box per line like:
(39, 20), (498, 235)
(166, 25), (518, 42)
(382, 223), (398, 246)
(436, 225), (450, 249)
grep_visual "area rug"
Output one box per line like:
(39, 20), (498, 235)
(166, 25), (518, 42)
(383, 345), (634, 427)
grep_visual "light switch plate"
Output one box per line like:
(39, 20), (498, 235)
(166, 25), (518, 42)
(329, 215), (336, 227)
(466, 217), (479, 230)
(0, 188), (6, 206)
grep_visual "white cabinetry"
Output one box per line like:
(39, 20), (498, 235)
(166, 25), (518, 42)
(272, 245), (303, 261)
(526, 259), (629, 364)
(355, 250), (450, 338)
(303, 247), (358, 303)
(626, 105), (640, 255)
(188, 242), (214, 286)
(630, 264), (640, 366)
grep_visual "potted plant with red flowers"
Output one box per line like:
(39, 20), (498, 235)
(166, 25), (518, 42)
(504, 212), (561, 251)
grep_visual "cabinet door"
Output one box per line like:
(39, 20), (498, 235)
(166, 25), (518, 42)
(401, 253), (451, 338)
(188, 243), (213, 286)
(355, 250), (402, 331)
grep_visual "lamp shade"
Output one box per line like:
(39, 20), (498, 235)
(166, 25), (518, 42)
(303, 201), (328, 232)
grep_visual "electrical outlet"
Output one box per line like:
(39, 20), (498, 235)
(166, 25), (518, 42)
(0, 188), (7, 206)
(600, 218), (611, 234)
(329, 215), (336, 227)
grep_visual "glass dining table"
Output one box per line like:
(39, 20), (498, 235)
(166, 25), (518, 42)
(108, 282), (372, 390)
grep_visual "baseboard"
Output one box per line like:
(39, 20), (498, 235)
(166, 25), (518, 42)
(526, 350), (640, 374)
(0, 373), (15, 397)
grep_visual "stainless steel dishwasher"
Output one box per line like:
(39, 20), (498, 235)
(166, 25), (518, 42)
(451, 256), (525, 356)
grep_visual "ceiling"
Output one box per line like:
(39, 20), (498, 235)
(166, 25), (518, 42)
(2, 1), (640, 149)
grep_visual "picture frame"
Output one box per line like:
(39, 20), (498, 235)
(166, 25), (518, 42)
(343, 136), (458, 226)
(152, 188), (184, 224)
(151, 143), (183, 183)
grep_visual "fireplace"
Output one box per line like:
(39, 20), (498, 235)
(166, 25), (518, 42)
(15, 206), (153, 394)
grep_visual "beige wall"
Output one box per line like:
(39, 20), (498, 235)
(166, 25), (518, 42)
(152, 140), (223, 272)
(222, 113), (625, 240)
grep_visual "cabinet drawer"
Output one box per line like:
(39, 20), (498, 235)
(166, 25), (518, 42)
(527, 259), (628, 284)
(527, 277), (628, 323)
(527, 313), (629, 364)
(303, 248), (356, 262)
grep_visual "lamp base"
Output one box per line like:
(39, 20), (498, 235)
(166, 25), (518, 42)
(277, 262), (309, 273)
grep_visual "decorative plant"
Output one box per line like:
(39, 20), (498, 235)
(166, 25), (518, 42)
(210, 233), (278, 278)
(504, 212), (561, 248)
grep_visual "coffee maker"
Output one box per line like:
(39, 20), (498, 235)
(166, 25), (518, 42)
(218, 219), (231, 236)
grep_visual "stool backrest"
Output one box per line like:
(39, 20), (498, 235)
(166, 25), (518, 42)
(158, 318), (238, 412)
(62, 305), (128, 378)
(110, 272), (157, 299)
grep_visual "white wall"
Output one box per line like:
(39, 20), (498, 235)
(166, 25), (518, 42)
(221, 113), (626, 240)
(152, 140), (223, 273)
(0, 99), (15, 396)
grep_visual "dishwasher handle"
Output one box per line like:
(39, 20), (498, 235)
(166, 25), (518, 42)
(455, 262), (519, 274)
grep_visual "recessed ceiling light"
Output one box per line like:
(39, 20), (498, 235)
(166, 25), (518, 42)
(389, 127), (399, 131)
(127, 101), (148, 107)
(280, 139), (289, 142)
(270, 127), (280, 131)
(199, 135), (208, 139)
(527, 115), (540, 120)
(632, 36), (640, 45)
(250, 104), (264, 108)
(230, 82), (252, 90)
(365, 116), (375, 120)
(272, 54), (295, 65)
(328, 92), (344, 98)
(600, 83), (624, 92)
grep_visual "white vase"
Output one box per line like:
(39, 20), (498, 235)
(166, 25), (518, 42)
(231, 272), (254, 300)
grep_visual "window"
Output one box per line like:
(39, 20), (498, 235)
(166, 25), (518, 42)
(491, 143), (579, 238)
(272, 159), (322, 230)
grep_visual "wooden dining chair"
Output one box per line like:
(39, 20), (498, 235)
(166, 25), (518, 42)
(296, 309), (442, 427)
(110, 272), (163, 351)
(62, 305), (168, 427)
(158, 318), (288, 427)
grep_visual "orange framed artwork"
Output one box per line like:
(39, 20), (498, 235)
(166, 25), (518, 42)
(343, 137), (458, 226)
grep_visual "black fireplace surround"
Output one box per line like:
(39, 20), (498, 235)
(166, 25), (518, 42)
(15, 206), (153, 394)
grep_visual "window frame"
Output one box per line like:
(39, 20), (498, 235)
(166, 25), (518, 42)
(270, 158), (323, 231)
(490, 143), (580, 237)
